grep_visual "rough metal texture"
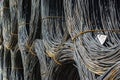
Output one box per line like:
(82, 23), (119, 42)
(0, 0), (120, 80)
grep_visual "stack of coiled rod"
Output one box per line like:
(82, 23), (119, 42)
(0, 0), (120, 80)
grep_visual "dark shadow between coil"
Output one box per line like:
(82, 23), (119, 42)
(52, 61), (80, 80)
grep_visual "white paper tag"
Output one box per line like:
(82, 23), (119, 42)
(97, 34), (107, 45)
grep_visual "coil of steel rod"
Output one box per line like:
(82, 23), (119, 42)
(64, 0), (120, 79)
(0, 0), (119, 80)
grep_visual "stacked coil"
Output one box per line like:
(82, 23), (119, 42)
(0, 0), (120, 80)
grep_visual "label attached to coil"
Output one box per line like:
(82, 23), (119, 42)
(97, 34), (107, 45)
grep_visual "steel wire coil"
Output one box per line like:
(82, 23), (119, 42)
(64, 0), (120, 76)
(0, 0), (119, 80)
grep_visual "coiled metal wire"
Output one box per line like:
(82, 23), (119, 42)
(64, 0), (120, 79)
(0, 0), (119, 80)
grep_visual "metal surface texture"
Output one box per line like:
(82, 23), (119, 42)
(0, 0), (120, 80)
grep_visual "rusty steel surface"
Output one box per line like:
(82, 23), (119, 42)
(0, 0), (120, 80)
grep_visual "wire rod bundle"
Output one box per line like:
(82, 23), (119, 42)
(64, 0), (120, 75)
(0, 0), (120, 80)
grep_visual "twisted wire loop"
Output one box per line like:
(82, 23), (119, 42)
(33, 39), (49, 80)
(0, 0), (120, 80)
(41, 0), (68, 66)
(64, 0), (120, 79)
(40, 0), (82, 80)
(17, 0), (41, 80)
